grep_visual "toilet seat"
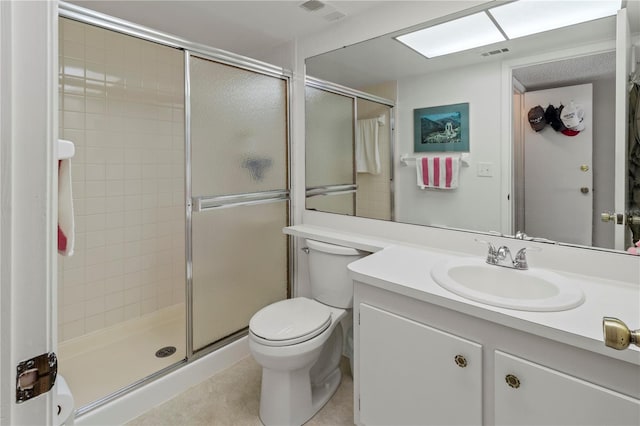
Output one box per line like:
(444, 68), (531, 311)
(249, 298), (332, 347)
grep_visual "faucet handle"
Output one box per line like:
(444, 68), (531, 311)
(475, 239), (498, 264)
(513, 246), (541, 269)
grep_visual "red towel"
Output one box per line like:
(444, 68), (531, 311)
(58, 159), (74, 256)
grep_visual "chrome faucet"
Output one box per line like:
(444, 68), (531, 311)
(476, 239), (533, 270)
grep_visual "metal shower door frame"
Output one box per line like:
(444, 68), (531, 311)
(184, 50), (292, 359)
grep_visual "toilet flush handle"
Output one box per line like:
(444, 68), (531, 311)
(301, 247), (309, 254)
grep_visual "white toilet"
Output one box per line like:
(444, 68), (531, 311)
(249, 239), (367, 426)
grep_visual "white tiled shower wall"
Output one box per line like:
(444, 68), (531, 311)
(58, 18), (186, 341)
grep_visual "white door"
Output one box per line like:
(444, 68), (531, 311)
(523, 84), (593, 246)
(0, 1), (57, 425)
(359, 304), (482, 426)
(614, 8), (632, 250)
(495, 351), (640, 426)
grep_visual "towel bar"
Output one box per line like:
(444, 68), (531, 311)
(400, 153), (470, 167)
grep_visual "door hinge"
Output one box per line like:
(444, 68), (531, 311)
(16, 352), (57, 403)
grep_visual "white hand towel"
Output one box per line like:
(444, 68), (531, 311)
(415, 155), (460, 190)
(58, 159), (75, 256)
(356, 118), (380, 174)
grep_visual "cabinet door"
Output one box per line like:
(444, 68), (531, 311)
(359, 304), (482, 425)
(495, 351), (640, 426)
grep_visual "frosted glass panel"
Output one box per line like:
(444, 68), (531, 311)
(190, 56), (288, 196)
(192, 201), (288, 351)
(355, 99), (392, 221)
(305, 86), (354, 188)
(306, 193), (354, 216)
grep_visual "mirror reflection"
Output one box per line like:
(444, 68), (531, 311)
(305, 1), (640, 254)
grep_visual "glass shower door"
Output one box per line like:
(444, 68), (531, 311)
(305, 85), (356, 214)
(188, 55), (289, 352)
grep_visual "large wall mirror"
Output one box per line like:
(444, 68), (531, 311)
(305, 0), (640, 255)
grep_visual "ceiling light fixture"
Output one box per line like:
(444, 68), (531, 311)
(488, 0), (622, 40)
(395, 12), (506, 59)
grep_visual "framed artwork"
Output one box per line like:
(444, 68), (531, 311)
(413, 103), (469, 152)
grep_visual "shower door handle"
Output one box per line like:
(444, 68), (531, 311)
(305, 184), (357, 198)
(193, 190), (289, 212)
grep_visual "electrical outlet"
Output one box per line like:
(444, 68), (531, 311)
(477, 162), (493, 177)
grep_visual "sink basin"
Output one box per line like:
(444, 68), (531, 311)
(430, 258), (585, 311)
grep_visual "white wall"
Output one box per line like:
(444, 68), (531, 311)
(396, 61), (503, 232)
(395, 65), (615, 243)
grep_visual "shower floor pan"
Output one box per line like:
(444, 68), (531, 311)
(58, 304), (185, 409)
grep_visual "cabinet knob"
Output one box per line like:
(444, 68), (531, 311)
(454, 355), (467, 368)
(505, 374), (520, 389)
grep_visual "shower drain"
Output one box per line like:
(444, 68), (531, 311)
(155, 346), (177, 358)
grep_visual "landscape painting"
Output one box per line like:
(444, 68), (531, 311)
(414, 103), (469, 152)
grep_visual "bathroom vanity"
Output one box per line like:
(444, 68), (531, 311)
(348, 245), (640, 426)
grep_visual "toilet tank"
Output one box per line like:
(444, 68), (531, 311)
(306, 239), (368, 308)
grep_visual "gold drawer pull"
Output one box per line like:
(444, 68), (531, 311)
(454, 355), (467, 368)
(505, 374), (520, 389)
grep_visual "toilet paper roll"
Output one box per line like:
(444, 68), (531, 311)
(55, 375), (75, 426)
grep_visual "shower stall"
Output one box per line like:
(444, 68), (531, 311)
(305, 78), (394, 219)
(57, 4), (290, 415)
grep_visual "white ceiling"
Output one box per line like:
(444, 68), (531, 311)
(512, 51), (617, 91)
(68, 0), (383, 58)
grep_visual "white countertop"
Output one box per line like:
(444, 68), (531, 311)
(284, 225), (640, 365)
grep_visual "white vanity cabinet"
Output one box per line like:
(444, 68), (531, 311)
(353, 283), (640, 426)
(359, 304), (482, 426)
(494, 351), (640, 426)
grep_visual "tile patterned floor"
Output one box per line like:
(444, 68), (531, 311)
(126, 356), (354, 426)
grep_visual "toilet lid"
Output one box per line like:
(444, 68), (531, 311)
(249, 297), (332, 345)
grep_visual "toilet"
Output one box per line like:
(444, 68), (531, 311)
(249, 239), (367, 426)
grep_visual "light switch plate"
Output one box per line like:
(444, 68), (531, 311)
(477, 162), (493, 177)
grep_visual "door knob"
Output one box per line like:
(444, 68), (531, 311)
(602, 317), (640, 350)
(600, 212), (640, 225)
(600, 212), (623, 224)
(580, 187), (589, 194)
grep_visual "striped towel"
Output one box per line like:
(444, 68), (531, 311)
(415, 155), (460, 189)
